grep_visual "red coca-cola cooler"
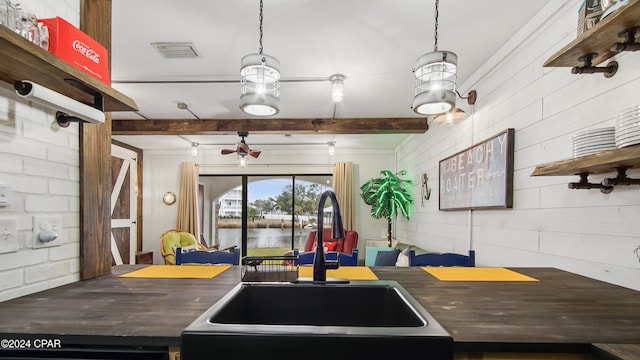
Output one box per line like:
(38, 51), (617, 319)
(38, 16), (110, 85)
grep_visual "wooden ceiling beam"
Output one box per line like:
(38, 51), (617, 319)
(111, 117), (428, 135)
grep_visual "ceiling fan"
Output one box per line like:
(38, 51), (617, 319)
(221, 131), (262, 158)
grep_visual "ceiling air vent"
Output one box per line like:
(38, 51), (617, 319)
(151, 42), (200, 59)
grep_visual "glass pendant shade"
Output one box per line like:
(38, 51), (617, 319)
(238, 154), (248, 168)
(240, 53), (281, 116)
(434, 107), (465, 125)
(330, 74), (344, 103)
(412, 51), (458, 115)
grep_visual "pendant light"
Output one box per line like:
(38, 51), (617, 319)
(412, 0), (457, 116)
(240, 0), (280, 116)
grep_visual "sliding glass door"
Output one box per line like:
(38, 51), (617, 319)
(246, 175), (332, 256)
(200, 174), (332, 257)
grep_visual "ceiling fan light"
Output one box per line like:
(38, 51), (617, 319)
(412, 50), (458, 116)
(238, 154), (248, 168)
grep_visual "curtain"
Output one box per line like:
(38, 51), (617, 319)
(176, 162), (201, 241)
(332, 161), (355, 231)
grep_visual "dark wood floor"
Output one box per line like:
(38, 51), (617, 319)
(0, 266), (638, 358)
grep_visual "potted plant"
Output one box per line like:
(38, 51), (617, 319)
(360, 170), (414, 247)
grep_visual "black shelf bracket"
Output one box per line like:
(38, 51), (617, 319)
(602, 167), (640, 188)
(568, 173), (614, 194)
(571, 53), (618, 78)
(568, 168), (640, 194)
(611, 27), (640, 53)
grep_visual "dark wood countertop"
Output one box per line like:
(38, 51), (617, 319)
(0, 265), (241, 347)
(0, 266), (638, 355)
(374, 267), (640, 355)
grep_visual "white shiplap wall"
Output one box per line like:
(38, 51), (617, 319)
(394, 0), (640, 290)
(0, 1), (81, 302)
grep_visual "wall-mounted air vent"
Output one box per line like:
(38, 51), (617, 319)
(151, 42), (200, 59)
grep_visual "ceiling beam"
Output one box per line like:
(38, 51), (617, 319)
(111, 118), (428, 135)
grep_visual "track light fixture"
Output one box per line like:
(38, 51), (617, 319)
(327, 141), (336, 156)
(191, 142), (199, 157)
(330, 74), (345, 103)
(177, 102), (201, 120)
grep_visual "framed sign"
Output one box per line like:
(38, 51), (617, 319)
(439, 128), (514, 210)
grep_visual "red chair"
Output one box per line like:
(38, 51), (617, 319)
(299, 229), (359, 266)
(302, 229), (358, 255)
(283, 229), (359, 266)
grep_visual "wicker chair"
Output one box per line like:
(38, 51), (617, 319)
(160, 229), (208, 265)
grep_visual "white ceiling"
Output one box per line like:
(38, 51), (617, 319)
(110, 0), (551, 151)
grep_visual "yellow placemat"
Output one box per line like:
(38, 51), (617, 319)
(422, 267), (538, 282)
(298, 266), (378, 280)
(119, 265), (231, 279)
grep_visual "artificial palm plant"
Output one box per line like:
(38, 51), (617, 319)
(360, 170), (414, 247)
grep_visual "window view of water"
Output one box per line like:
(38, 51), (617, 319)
(218, 227), (315, 250)
(209, 175), (332, 255)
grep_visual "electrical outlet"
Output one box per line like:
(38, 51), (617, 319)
(32, 215), (63, 249)
(0, 217), (18, 254)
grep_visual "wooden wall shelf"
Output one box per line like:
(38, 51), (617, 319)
(0, 25), (137, 112)
(544, 0), (640, 68)
(531, 145), (640, 176)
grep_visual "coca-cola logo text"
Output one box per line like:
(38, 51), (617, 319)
(72, 40), (100, 64)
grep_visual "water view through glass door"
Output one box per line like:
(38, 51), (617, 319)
(245, 175), (332, 256)
(200, 175), (332, 257)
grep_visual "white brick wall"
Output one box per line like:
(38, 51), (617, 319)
(0, 1), (81, 302)
(394, 0), (640, 290)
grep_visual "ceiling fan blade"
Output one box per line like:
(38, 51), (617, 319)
(221, 149), (237, 155)
(249, 150), (262, 158)
(238, 142), (250, 153)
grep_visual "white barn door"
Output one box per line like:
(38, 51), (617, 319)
(110, 144), (138, 264)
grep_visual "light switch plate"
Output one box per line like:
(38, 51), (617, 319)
(32, 215), (63, 249)
(0, 184), (10, 207)
(0, 217), (18, 253)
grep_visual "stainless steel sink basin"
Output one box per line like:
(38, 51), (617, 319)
(181, 281), (453, 360)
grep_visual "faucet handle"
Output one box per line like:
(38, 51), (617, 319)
(326, 259), (340, 270)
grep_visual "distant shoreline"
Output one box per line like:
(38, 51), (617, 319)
(218, 218), (316, 229)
